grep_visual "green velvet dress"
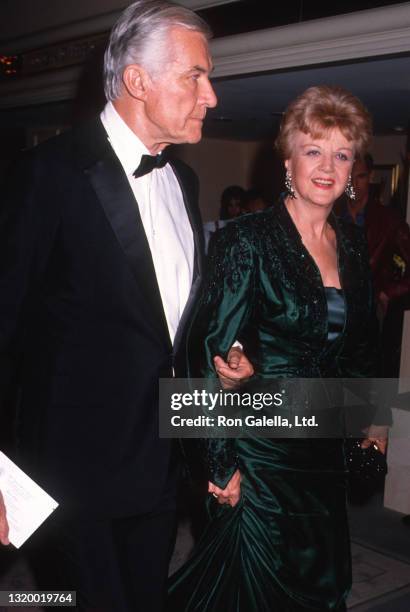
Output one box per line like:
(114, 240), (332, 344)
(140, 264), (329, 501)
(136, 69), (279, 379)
(168, 199), (378, 611)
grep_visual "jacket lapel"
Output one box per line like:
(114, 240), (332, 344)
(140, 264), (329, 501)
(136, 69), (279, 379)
(170, 159), (205, 353)
(78, 118), (171, 349)
(170, 158), (204, 280)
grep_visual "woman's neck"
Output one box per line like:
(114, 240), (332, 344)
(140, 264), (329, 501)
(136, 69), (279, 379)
(285, 197), (331, 241)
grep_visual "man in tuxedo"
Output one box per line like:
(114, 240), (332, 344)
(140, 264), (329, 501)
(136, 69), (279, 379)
(0, 1), (248, 609)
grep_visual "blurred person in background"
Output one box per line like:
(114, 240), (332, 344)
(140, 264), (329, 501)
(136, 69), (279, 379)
(337, 154), (410, 376)
(242, 187), (271, 213)
(203, 184), (246, 251)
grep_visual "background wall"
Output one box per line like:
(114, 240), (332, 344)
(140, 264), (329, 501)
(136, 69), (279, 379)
(175, 138), (269, 220)
(372, 134), (407, 165)
(0, 0), (217, 48)
(0, 0), (128, 43)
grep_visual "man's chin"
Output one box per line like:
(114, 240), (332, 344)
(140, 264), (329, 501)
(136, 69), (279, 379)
(185, 129), (203, 144)
(170, 127), (203, 145)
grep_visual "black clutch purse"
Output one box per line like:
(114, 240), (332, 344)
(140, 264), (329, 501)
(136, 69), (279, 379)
(344, 438), (387, 499)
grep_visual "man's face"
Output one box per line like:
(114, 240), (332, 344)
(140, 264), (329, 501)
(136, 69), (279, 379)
(351, 159), (371, 205)
(142, 27), (217, 146)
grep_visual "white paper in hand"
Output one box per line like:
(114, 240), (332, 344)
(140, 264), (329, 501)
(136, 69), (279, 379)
(0, 452), (59, 548)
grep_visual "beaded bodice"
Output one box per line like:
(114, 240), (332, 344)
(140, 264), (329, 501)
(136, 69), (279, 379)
(188, 198), (376, 380)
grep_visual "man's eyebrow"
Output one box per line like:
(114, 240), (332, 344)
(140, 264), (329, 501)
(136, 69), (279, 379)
(190, 64), (214, 74)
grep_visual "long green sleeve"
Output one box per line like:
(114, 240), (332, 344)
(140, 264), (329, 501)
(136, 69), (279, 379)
(187, 222), (255, 488)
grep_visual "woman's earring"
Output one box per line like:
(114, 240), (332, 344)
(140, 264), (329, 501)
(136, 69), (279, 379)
(345, 176), (356, 200)
(285, 170), (296, 199)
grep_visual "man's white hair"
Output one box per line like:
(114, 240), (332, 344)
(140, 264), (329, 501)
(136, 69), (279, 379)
(103, 0), (212, 101)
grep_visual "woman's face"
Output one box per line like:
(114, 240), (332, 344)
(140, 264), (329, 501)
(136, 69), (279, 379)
(285, 128), (354, 210)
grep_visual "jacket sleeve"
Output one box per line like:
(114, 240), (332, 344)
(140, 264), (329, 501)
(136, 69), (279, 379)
(187, 222), (255, 488)
(0, 150), (59, 406)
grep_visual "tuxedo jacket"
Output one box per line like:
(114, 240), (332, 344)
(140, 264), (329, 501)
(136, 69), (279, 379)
(0, 118), (205, 517)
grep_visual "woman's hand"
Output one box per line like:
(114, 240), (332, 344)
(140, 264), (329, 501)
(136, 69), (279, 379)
(208, 470), (242, 507)
(361, 425), (389, 454)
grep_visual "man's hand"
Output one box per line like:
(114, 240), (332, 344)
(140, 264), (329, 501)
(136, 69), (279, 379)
(208, 469), (241, 507)
(214, 347), (254, 390)
(361, 425), (389, 455)
(0, 491), (10, 546)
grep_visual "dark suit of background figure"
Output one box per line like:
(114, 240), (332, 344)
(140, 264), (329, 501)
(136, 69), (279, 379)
(364, 190), (410, 304)
(369, 198), (410, 377)
(336, 187), (410, 376)
(0, 117), (204, 609)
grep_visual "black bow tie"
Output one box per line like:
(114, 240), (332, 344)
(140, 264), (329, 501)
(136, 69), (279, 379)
(133, 153), (168, 178)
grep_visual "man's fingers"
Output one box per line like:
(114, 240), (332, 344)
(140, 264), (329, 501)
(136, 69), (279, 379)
(216, 368), (242, 381)
(227, 359), (239, 370)
(214, 356), (253, 380)
(213, 355), (226, 368)
(226, 348), (242, 369)
(214, 354), (254, 390)
(214, 356), (243, 376)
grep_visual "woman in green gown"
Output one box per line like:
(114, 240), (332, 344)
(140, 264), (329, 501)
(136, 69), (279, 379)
(168, 86), (388, 611)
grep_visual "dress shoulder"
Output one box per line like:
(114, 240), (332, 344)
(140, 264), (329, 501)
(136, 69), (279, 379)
(208, 208), (279, 253)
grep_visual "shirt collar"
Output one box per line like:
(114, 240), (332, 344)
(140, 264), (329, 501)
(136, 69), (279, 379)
(100, 101), (151, 177)
(339, 199), (366, 227)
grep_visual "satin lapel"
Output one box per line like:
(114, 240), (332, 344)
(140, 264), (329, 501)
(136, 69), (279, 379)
(170, 160), (205, 353)
(84, 142), (171, 350)
(170, 160), (204, 279)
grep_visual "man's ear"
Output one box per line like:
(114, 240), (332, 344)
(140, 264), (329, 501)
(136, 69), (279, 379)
(122, 65), (151, 101)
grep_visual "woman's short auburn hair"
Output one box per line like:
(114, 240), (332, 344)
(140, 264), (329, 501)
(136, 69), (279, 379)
(276, 85), (372, 160)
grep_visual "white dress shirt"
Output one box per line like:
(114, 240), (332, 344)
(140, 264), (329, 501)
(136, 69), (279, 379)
(100, 102), (194, 344)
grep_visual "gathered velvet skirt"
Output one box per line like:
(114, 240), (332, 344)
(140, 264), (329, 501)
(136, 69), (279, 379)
(167, 438), (350, 611)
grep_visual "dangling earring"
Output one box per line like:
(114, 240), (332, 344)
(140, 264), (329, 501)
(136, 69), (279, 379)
(345, 176), (356, 200)
(285, 170), (296, 199)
